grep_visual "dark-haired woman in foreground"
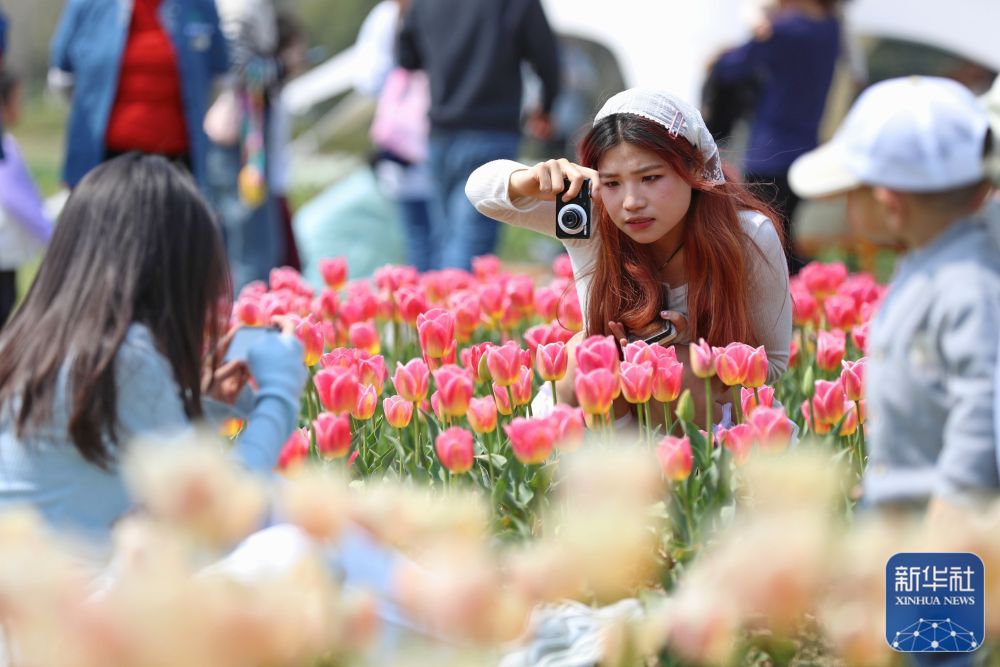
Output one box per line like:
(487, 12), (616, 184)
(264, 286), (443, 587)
(466, 88), (791, 423)
(0, 153), (306, 541)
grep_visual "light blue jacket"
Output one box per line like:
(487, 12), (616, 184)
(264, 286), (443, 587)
(0, 324), (306, 542)
(50, 0), (230, 188)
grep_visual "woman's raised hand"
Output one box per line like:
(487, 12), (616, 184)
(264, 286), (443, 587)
(508, 158), (599, 203)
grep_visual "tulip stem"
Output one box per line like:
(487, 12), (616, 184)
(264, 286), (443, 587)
(731, 386), (743, 424)
(550, 380), (559, 407)
(704, 378), (714, 448)
(663, 402), (673, 437)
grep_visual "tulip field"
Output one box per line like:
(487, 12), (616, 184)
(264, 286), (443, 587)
(3, 255), (1000, 666)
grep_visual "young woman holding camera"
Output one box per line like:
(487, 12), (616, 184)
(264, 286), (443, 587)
(0, 153), (307, 542)
(466, 88), (791, 423)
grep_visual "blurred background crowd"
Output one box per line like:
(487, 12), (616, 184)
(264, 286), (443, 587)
(0, 0), (998, 309)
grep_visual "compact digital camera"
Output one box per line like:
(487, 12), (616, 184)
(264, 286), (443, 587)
(555, 178), (592, 239)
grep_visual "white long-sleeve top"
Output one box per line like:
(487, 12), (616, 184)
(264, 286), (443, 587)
(466, 159), (792, 381)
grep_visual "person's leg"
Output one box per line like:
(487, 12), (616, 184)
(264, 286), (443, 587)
(204, 142), (284, 290)
(0, 270), (17, 328)
(438, 130), (521, 270)
(398, 198), (434, 273)
(425, 134), (453, 271)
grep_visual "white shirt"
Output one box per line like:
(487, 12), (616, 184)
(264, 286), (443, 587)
(465, 159), (792, 381)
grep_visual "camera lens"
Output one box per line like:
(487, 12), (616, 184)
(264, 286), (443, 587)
(561, 209), (582, 229)
(557, 203), (588, 235)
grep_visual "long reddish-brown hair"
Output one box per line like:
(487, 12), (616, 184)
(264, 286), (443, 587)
(579, 114), (782, 347)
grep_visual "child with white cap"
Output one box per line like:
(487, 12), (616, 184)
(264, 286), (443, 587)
(789, 76), (1000, 512)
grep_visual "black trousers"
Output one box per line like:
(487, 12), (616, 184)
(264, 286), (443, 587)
(745, 171), (806, 275)
(0, 270), (16, 328)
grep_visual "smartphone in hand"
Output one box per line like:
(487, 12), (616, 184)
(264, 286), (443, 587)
(223, 326), (280, 362)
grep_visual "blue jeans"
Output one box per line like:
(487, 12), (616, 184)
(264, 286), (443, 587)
(427, 130), (520, 270)
(399, 198), (434, 273)
(205, 142), (283, 290)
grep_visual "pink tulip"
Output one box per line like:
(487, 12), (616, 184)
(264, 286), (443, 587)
(622, 340), (654, 366)
(619, 361), (654, 404)
(533, 286), (561, 322)
(270, 267), (313, 297)
(499, 296), (521, 330)
(575, 335), (620, 375)
(748, 406), (793, 452)
(840, 358), (866, 402)
(656, 435), (693, 481)
(383, 395), (414, 429)
(393, 359), (430, 403)
(557, 291), (583, 332)
(824, 294), (858, 330)
(278, 428), (310, 471)
(719, 424), (755, 463)
(417, 308), (456, 361)
(486, 341), (523, 387)
(745, 346), (768, 388)
(348, 321), (380, 356)
(319, 258), (348, 291)
(351, 384), (378, 420)
(740, 385), (775, 417)
(505, 417), (556, 465)
(238, 281), (267, 300)
(492, 383), (513, 416)
(851, 322), (869, 353)
(374, 265), (418, 292)
(506, 275), (536, 316)
(689, 339), (717, 379)
(432, 364), (475, 417)
(510, 366), (534, 407)
(435, 427), (474, 473)
(472, 255), (502, 280)
(552, 254), (574, 279)
(715, 342), (753, 386)
(314, 367), (360, 415)
(315, 413), (352, 460)
(296, 318), (325, 367)
(429, 391), (446, 422)
(652, 361), (684, 403)
(839, 400), (859, 436)
(811, 380), (846, 427)
(466, 397), (498, 434)
(547, 405), (585, 452)
(234, 299), (264, 326)
(789, 337), (800, 368)
(395, 286), (429, 325)
(575, 369), (619, 416)
(536, 342), (568, 382)
(791, 281), (820, 326)
(448, 291), (482, 340)
(460, 341), (494, 383)
(358, 355), (387, 395)
(479, 283), (505, 321)
(800, 261), (847, 298)
(816, 330), (847, 372)
(314, 290), (339, 321)
(321, 347), (360, 371)
(800, 400), (831, 435)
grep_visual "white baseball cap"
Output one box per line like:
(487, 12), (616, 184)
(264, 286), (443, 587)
(789, 76), (991, 198)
